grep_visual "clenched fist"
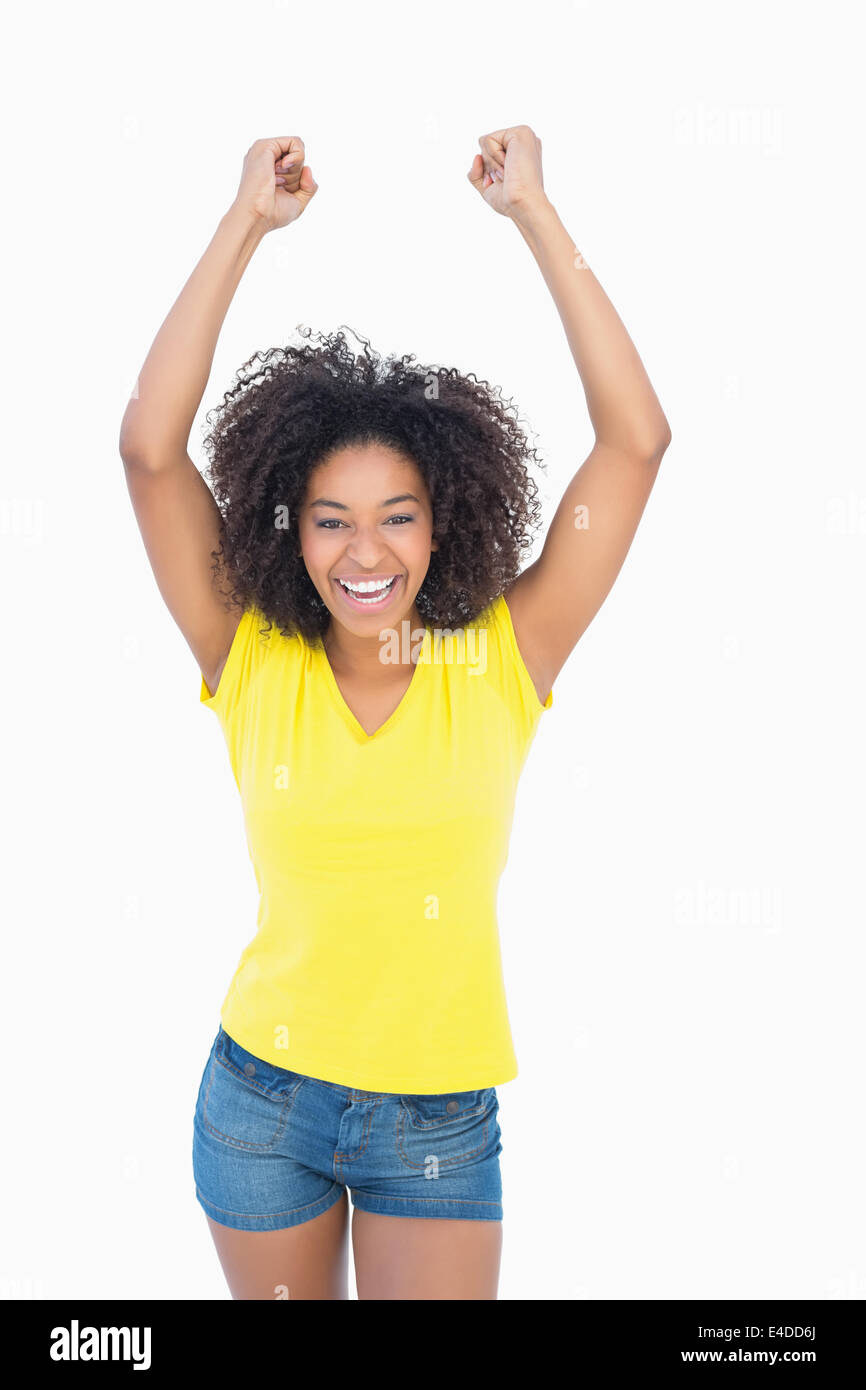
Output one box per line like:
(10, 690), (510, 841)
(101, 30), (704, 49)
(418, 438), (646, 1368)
(467, 125), (546, 221)
(233, 136), (318, 232)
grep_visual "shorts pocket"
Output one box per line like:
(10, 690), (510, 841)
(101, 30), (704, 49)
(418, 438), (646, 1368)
(396, 1088), (498, 1172)
(199, 1027), (305, 1152)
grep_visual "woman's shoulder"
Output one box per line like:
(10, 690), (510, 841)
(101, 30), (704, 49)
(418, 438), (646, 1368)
(458, 590), (553, 723)
(200, 604), (306, 716)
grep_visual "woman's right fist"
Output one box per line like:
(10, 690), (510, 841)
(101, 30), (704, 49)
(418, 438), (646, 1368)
(233, 136), (318, 231)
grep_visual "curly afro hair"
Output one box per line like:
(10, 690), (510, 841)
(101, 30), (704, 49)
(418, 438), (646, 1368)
(202, 325), (545, 645)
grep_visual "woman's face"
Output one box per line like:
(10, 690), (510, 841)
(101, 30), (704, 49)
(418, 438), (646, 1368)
(297, 444), (438, 636)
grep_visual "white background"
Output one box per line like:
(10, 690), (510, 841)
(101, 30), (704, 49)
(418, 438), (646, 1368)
(3, 0), (864, 1300)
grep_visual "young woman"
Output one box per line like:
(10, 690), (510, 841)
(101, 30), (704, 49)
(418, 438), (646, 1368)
(119, 128), (671, 1300)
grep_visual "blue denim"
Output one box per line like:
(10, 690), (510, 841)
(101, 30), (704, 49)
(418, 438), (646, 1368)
(192, 1025), (503, 1229)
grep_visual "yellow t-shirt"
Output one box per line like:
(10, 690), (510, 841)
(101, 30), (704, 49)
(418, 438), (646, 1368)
(200, 594), (552, 1093)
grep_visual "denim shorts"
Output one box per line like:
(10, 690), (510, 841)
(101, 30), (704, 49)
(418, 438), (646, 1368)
(192, 1025), (503, 1229)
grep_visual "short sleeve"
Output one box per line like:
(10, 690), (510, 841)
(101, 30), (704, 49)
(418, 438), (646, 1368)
(474, 594), (553, 745)
(199, 608), (270, 727)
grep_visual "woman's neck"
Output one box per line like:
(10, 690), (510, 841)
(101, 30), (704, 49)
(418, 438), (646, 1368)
(323, 603), (425, 678)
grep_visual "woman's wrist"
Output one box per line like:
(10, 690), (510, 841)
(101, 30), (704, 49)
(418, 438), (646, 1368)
(510, 193), (559, 240)
(221, 199), (273, 247)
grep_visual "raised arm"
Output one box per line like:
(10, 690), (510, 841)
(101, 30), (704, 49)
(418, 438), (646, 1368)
(118, 136), (318, 695)
(468, 126), (672, 704)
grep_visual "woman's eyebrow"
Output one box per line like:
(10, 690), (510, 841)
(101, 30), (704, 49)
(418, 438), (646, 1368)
(309, 493), (421, 509)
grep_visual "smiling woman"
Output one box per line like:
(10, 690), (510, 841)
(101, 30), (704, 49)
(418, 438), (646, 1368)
(299, 446), (435, 626)
(199, 325), (544, 652)
(118, 128), (669, 1301)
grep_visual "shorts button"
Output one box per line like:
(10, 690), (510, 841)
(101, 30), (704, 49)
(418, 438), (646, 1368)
(244, 1062), (256, 1077)
(446, 1100), (459, 1114)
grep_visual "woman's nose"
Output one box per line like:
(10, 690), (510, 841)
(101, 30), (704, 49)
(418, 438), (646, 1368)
(345, 530), (389, 567)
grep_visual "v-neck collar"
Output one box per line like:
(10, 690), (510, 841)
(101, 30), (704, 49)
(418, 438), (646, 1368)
(314, 628), (431, 745)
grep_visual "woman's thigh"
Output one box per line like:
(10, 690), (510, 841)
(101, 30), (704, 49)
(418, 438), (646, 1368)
(193, 1025), (349, 1297)
(206, 1194), (350, 1300)
(344, 1084), (505, 1298)
(351, 1209), (502, 1299)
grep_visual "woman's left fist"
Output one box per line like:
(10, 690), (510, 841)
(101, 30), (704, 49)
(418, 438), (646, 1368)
(467, 125), (546, 220)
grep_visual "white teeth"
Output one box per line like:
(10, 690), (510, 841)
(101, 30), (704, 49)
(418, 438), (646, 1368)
(342, 578), (395, 593)
(337, 576), (397, 602)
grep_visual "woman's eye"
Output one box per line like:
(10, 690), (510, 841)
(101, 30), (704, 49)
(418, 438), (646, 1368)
(316, 515), (415, 530)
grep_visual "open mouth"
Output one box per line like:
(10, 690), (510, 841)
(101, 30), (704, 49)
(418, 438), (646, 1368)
(333, 575), (401, 610)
